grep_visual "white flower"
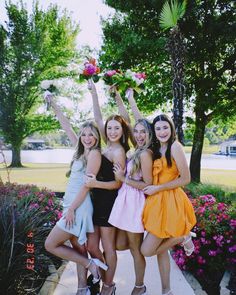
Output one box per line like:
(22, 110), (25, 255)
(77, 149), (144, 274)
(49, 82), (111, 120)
(40, 80), (53, 90)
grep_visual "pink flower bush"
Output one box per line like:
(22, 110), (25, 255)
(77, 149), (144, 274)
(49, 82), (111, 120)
(172, 193), (235, 287)
(0, 182), (62, 224)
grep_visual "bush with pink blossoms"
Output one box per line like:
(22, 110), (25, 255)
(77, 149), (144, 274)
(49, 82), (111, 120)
(172, 194), (236, 295)
(0, 182), (63, 294)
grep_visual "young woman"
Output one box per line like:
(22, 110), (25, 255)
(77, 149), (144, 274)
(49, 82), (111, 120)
(43, 93), (107, 295)
(118, 89), (196, 295)
(106, 88), (153, 295)
(141, 114), (197, 295)
(85, 80), (130, 295)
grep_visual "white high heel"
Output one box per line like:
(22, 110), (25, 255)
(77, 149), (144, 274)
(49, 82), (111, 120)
(86, 258), (108, 284)
(181, 231), (196, 256)
(134, 284), (148, 294)
(162, 290), (173, 295)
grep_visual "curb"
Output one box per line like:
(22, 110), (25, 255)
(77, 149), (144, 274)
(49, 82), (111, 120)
(38, 261), (67, 295)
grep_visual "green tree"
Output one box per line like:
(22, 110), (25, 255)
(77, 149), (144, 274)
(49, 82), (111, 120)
(0, 1), (79, 167)
(101, 0), (236, 182)
(159, 0), (187, 144)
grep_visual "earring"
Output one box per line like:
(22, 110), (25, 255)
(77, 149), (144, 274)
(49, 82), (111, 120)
(122, 134), (125, 144)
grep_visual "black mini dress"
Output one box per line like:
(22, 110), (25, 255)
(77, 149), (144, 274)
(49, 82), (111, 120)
(91, 155), (118, 227)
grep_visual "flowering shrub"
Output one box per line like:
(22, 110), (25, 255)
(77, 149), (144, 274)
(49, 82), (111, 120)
(102, 69), (146, 94)
(172, 194), (236, 294)
(0, 182), (62, 294)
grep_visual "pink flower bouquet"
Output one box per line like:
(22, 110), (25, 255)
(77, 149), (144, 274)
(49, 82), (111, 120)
(102, 69), (146, 94)
(79, 58), (100, 83)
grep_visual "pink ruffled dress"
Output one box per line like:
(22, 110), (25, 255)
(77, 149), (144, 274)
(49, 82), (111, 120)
(108, 159), (146, 233)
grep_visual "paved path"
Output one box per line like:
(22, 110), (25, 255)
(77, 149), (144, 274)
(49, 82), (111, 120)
(53, 250), (195, 295)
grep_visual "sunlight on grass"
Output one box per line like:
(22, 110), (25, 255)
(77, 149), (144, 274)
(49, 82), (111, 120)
(1, 162), (235, 192)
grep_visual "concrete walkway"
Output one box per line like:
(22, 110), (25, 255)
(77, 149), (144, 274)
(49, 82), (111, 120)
(53, 250), (195, 295)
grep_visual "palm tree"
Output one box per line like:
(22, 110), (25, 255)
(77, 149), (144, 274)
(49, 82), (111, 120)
(159, 0), (187, 144)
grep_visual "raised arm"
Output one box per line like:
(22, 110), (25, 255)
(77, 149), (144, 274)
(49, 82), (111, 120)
(87, 79), (106, 142)
(113, 88), (131, 124)
(113, 87), (136, 146)
(126, 88), (143, 121)
(44, 92), (78, 146)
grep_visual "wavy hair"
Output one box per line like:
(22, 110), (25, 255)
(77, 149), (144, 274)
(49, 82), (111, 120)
(129, 119), (153, 176)
(104, 114), (130, 153)
(152, 114), (176, 167)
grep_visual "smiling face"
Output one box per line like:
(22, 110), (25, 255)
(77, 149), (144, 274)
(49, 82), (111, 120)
(154, 120), (171, 144)
(106, 119), (123, 143)
(133, 122), (148, 147)
(80, 127), (97, 149)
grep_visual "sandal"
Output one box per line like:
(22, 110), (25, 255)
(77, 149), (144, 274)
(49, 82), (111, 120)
(163, 291), (173, 295)
(76, 286), (91, 295)
(101, 283), (116, 295)
(133, 284), (147, 295)
(181, 231), (196, 256)
(86, 258), (108, 284)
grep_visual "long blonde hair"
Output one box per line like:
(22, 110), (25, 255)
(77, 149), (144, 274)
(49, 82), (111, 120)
(129, 119), (153, 176)
(67, 121), (101, 176)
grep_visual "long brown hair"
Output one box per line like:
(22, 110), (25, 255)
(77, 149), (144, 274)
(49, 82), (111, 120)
(129, 119), (153, 176)
(104, 114), (130, 153)
(152, 114), (176, 167)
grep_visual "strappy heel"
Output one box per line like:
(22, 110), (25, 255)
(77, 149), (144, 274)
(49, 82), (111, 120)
(181, 231), (196, 256)
(162, 290), (173, 295)
(76, 286), (91, 295)
(86, 258), (108, 284)
(101, 283), (116, 295)
(133, 284), (147, 294)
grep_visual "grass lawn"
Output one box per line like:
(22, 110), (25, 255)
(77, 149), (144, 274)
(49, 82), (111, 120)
(1, 162), (235, 192)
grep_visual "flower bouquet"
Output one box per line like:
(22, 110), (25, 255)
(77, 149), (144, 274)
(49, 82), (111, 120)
(102, 69), (146, 95)
(79, 58), (100, 83)
(40, 80), (59, 110)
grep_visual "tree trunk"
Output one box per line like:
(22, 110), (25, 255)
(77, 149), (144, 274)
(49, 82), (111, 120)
(190, 111), (207, 182)
(10, 145), (23, 167)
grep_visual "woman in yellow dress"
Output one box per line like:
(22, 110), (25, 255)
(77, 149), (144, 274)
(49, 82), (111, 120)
(141, 114), (196, 295)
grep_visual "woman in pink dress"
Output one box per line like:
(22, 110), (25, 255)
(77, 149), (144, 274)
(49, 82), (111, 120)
(108, 88), (153, 295)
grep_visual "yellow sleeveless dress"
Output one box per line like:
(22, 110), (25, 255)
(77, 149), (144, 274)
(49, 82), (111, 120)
(143, 157), (196, 238)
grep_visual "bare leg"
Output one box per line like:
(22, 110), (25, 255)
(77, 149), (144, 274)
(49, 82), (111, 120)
(100, 226), (117, 295)
(127, 232), (146, 295)
(141, 232), (163, 257)
(156, 237), (184, 255)
(87, 226), (104, 261)
(70, 236), (88, 289)
(45, 225), (100, 280)
(116, 229), (129, 250)
(157, 251), (171, 294)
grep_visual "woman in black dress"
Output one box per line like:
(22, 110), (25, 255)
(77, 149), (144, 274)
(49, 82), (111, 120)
(85, 79), (130, 295)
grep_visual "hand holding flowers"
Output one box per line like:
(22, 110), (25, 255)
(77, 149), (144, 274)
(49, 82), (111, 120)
(40, 80), (59, 110)
(102, 69), (146, 95)
(79, 58), (100, 83)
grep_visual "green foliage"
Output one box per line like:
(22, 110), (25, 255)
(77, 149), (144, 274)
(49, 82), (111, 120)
(102, 0), (235, 182)
(0, 182), (62, 294)
(0, 1), (79, 166)
(186, 182), (236, 204)
(159, 0), (187, 30)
